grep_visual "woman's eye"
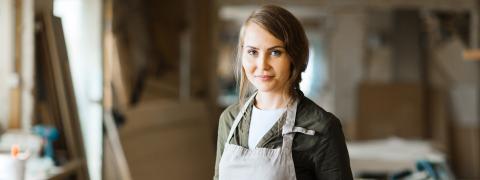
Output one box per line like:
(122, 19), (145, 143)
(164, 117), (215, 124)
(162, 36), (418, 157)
(271, 50), (281, 57)
(247, 49), (258, 56)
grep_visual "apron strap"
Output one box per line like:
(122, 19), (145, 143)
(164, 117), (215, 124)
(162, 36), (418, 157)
(224, 93), (302, 151)
(225, 92), (257, 144)
(283, 127), (315, 136)
(281, 99), (299, 150)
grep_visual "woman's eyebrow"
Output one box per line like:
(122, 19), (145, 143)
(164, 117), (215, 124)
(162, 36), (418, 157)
(267, 46), (284, 50)
(245, 45), (284, 50)
(245, 45), (259, 50)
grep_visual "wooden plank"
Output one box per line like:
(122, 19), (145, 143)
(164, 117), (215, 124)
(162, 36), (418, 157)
(104, 34), (113, 111)
(20, 0), (35, 130)
(9, 0), (22, 129)
(42, 13), (78, 161)
(103, 0), (113, 111)
(0, 0), (16, 129)
(35, 18), (71, 180)
(37, 15), (71, 169)
(40, 13), (89, 179)
(36, 15), (63, 138)
(106, 0), (130, 111)
(54, 15), (89, 179)
(103, 1), (131, 178)
(8, 0), (21, 129)
(113, 38), (133, 105)
(8, 88), (21, 129)
(218, 0), (476, 11)
(53, 16), (85, 160)
(9, 0), (23, 129)
(35, 8), (77, 170)
(110, 35), (130, 112)
(104, 112), (132, 180)
(34, 0), (52, 16)
(463, 49), (480, 61)
(103, 135), (119, 180)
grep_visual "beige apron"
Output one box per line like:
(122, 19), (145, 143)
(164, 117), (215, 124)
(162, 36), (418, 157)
(219, 93), (298, 180)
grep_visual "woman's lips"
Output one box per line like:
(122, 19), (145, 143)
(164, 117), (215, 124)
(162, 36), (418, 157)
(255, 75), (274, 81)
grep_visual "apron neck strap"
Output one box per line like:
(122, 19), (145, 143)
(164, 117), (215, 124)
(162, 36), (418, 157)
(224, 92), (299, 149)
(225, 92), (257, 144)
(280, 98), (299, 150)
(281, 99), (299, 136)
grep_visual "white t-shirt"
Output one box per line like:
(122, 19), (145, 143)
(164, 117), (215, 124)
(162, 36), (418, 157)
(248, 105), (286, 149)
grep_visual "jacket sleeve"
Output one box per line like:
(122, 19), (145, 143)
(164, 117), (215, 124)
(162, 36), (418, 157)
(213, 108), (233, 180)
(313, 115), (353, 180)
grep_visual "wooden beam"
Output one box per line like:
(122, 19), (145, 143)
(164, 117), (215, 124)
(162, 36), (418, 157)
(20, 0), (35, 130)
(103, 0), (113, 111)
(111, 36), (130, 112)
(217, 0), (477, 11)
(0, 0), (16, 129)
(104, 112), (132, 180)
(9, 0), (23, 129)
(463, 49), (480, 61)
(39, 13), (89, 179)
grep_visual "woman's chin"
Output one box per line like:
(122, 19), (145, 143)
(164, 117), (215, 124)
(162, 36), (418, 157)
(254, 86), (277, 93)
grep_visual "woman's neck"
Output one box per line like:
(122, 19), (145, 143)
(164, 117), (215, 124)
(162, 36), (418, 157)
(254, 91), (289, 110)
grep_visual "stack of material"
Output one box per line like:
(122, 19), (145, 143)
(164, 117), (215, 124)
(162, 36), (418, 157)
(34, 13), (88, 179)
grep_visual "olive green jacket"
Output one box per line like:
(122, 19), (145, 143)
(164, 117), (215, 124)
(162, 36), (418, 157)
(214, 95), (353, 180)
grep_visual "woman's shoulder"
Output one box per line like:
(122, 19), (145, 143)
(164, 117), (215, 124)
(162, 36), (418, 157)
(219, 103), (241, 124)
(296, 96), (341, 133)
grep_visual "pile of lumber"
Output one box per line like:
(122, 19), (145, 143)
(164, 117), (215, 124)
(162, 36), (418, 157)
(34, 12), (88, 179)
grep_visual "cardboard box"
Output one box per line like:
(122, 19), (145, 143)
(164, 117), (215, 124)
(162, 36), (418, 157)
(356, 83), (425, 140)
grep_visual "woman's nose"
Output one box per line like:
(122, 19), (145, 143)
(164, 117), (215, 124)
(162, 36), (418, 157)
(256, 54), (270, 70)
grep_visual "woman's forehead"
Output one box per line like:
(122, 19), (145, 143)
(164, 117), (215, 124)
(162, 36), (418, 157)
(243, 23), (284, 49)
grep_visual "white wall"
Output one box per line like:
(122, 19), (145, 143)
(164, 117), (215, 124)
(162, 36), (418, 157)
(54, 0), (103, 179)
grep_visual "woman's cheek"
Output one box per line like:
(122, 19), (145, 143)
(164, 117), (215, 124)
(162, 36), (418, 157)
(242, 60), (254, 72)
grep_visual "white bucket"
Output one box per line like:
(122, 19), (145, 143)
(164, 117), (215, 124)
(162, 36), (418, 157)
(0, 153), (25, 180)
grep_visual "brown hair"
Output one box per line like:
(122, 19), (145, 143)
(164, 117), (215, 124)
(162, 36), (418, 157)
(235, 5), (309, 106)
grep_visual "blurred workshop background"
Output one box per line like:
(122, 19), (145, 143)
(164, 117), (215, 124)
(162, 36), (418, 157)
(0, 0), (479, 179)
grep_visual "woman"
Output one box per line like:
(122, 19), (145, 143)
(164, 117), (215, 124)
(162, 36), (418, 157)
(214, 5), (353, 180)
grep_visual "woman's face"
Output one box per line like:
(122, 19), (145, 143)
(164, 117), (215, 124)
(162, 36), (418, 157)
(242, 22), (291, 94)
